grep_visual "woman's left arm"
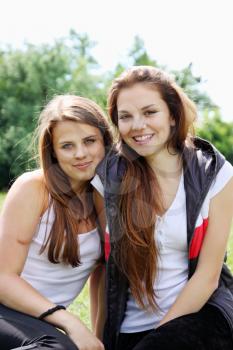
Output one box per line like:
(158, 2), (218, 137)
(158, 176), (233, 327)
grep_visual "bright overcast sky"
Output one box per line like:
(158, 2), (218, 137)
(0, 0), (232, 122)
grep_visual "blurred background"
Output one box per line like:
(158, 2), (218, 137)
(0, 0), (233, 190)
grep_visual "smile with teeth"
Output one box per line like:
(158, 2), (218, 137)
(132, 134), (154, 144)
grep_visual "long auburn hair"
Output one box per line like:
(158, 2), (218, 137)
(37, 95), (113, 266)
(107, 66), (197, 309)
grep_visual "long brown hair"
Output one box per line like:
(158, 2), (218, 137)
(37, 95), (113, 266)
(108, 66), (196, 309)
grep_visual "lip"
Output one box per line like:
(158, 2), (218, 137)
(72, 161), (93, 170)
(131, 133), (154, 145)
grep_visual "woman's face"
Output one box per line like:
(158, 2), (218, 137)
(52, 120), (105, 192)
(117, 83), (175, 158)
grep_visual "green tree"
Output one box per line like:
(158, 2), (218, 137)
(0, 31), (106, 189)
(197, 110), (233, 164)
(111, 36), (216, 112)
(129, 36), (159, 67)
(68, 31), (107, 108)
(171, 63), (216, 111)
(0, 41), (71, 188)
(1, 32), (231, 189)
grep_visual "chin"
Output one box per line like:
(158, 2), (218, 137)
(130, 145), (156, 156)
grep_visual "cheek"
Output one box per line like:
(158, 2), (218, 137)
(92, 142), (105, 161)
(118, 122), (131, 137)
(56, 152), (70, 163)
(54, 150), (74, 168)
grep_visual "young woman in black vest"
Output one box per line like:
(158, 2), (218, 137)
(93, 66), (233, 350)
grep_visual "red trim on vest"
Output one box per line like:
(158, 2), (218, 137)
(105, 232), (110, 261)
(189, 218), (209, 259)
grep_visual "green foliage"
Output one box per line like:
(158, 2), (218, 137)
(0, 30), (107, 189)
(0, 32), (232, 189)
(171, 63), (216, 110)
(197, 110), (233, 164)
(128, 36), (159, 67)
(0, 192), (5, 209)
(68, 284), (91, 328)
(111, 36), (216, 112)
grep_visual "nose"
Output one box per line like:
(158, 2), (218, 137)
(132, 115), (146, 130)
(74, 144), (87, 159)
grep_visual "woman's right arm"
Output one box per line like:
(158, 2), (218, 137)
(0, 172), (104, 350)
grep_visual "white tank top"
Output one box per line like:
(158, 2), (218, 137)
(21, 206), (101, 306)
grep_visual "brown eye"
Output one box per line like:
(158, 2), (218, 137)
(145, 110), (157, 116)
(119, 114), (131, 120)
(85, 138), (96, 145)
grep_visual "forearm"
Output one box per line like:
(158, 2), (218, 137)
(0, 273), (84, 333)
(158, 271), (218, 327)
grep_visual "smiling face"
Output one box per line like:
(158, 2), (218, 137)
(52, 120), (105, 192)
(117, 83), (175, 158)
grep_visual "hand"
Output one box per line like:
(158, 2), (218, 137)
(67, 320), (105, 350)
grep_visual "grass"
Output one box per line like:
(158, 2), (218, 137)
(0, 192), (233, 328)
(68, 284), (91, 328)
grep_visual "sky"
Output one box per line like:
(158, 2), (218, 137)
(0, 0), (232, 122)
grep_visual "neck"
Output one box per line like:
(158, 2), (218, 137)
(71, 181), (88, 195)
(146, 148), (182, 179)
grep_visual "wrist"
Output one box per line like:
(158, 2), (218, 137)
(38, 305), (66, 320)
(43, 309), (73, 331)
(42, 306), (87, 335)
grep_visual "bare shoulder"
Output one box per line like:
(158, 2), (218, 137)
(209, 176), (233, 234)
(11, 169), (44, 192)
(211, 176), (233, 204)
(0, 170), (49, 245)
(13, 169), (44, 186)
(3, 169), (48, 214)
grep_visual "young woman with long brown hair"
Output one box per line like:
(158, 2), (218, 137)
(0, 95), (112, 350)
(92, 66), (233, 350)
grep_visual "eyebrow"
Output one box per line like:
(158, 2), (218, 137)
(118, 104), (157, 114)
(83, 134), (98, 140)
(141, 104), (157, 110)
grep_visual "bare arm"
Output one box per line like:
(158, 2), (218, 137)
(158, 177), (233, 327)
(0, 172), (104, 350)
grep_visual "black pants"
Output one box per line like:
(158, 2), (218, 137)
(0, 304), (78, 350)
(116, 304), (233, 350)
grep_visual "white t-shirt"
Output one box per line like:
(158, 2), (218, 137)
(91, 160), (233, 332)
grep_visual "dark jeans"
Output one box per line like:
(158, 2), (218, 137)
(116, 304), (233, 350)
(0, 304), (77, 350)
